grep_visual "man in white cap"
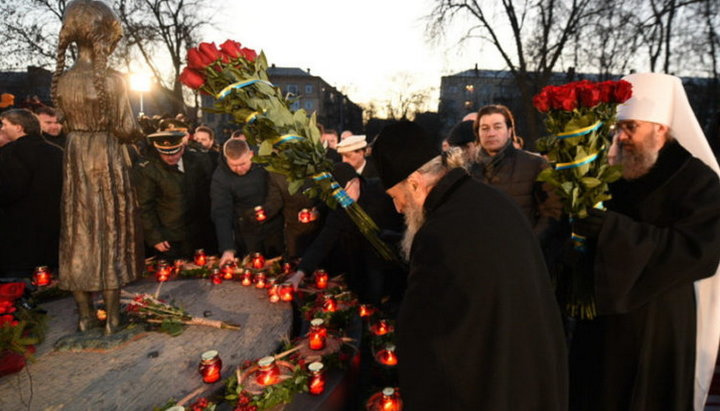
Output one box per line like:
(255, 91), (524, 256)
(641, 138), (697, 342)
(570, 73), (720, 410)
(336, 134), (379, 179)
(372, 121), (568, 410)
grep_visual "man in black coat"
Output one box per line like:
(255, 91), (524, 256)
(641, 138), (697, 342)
(291, 162), (405, 305)
(569, 73), (720, 411)
(212, 139), (284, 266)
(0, 109), (63, 278)
(372, 121), (568, 410)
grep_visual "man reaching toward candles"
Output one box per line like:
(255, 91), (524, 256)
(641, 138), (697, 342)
(371, 121), (568, 410)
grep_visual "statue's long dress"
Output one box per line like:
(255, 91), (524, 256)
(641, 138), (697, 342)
(56, 68), (143, 291)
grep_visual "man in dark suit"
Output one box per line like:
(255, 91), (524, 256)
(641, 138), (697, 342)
(0, 109), (63, 278)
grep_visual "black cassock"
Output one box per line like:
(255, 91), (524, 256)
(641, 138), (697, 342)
(399, 168), (568, 410)
(570, 141), (720, 410)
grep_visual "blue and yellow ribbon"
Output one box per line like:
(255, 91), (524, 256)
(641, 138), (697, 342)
(313, 172), (332, 181)
(556, 121), (603, 140)
(245, 111), (260, 124)
(216, 79), (275, 99)
(272, 134), (303, 147)
(555, 152), (599, 170)
(332, 188), (355, 208)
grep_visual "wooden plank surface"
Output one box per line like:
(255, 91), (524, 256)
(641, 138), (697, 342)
(0, 279), (292, 411)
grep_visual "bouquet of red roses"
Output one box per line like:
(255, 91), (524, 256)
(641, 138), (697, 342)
(179, 40), (396, 262)
(534, 79), (631, 319)
(0, 282), (46, 376)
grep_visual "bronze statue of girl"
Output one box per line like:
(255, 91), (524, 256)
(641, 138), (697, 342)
(52, 0), (143, 335)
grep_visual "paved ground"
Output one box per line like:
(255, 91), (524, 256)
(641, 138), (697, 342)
(0, 279), (292, 410)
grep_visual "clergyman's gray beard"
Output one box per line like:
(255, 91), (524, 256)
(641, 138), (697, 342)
(400, 197), (425, 261)
(617, 145), (660, 180)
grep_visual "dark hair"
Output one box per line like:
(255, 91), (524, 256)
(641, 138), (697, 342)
(224, 138), (250, 159)
(1, 108), (42, 136)
(34, 106), (58, 117)
(194, 125), (214, 140)
(474, 104), (517, 140)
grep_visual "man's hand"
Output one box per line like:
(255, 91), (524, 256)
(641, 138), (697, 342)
(571, 208), (607, 239)
(287, 270), (305, 291)
(219, 250), (236, 266)
(154, 241), (171, 252)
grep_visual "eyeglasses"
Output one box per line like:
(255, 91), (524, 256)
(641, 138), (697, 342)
(612, 121), (641, 136)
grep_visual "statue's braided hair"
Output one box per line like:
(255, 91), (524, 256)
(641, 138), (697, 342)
(51, 0), (122, 130)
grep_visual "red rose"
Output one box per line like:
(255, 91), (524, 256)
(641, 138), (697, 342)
(0, 282), (25, 301)
(179, 68), (206, 90)
(557, 85), (577, 111)
(219, 40), (243, 60)
(240, 48), (257, 62)
(577, 83), (601, 108)
(0, 314), (18, 327)
(533, 90), (551, 113)
(0, 300), (16, 314)
(597, 81), (614, 103)
(187, 48), (213, 70)
(613, 80), (633, 103)
(198, 42), (222, 63)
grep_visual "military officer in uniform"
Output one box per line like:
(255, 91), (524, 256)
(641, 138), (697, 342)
(133, 131), (215, 260)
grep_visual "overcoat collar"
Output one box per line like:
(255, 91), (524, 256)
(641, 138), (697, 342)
(423, 168), (469, 216)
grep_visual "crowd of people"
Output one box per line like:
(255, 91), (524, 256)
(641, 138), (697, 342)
(1, 70), (720, 410)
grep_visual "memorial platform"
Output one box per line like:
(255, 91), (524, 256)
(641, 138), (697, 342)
(0, 279), (293, 410)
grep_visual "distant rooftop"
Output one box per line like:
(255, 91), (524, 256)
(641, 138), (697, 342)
(267, 66), (313, 77)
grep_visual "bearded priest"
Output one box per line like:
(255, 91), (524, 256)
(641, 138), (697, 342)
(372, 121), (568, 410)
(569, 73), (720, 411)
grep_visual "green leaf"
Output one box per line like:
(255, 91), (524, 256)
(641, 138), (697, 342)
(288, 179), (304, 195)
(259, 140), (274, 156)
(580, 177), (602, 188)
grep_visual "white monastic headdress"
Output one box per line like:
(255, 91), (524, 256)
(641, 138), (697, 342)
(619, 72), (720, 410)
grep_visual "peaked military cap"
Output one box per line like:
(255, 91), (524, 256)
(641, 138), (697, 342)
(147, 131), (186, 155)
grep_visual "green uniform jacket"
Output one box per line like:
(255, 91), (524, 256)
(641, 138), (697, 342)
(133, 151), (214, 255)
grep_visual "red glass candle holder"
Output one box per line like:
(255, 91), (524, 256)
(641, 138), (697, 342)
(359, 304), (376, 318)
(96, 309), (107, 321)
(173, 259), (184, 275)
(321, 294), (337, 313)
(282, 262), (293, 275)
(370, 319), (393, 336)
(155, 260), (171, 282)
(308, 318), (327, 351)
(32, 266), (52, 287)
(194, 249), (207, 266)
(255, 272), (267, 288)
(307, 361), (326, 395)
(255, 356), (280, 386)
(221, 262), (235, 280)
(380, 387), (402, 411)
(314, 269), (329, 289)
(268, 284), (280, 303)
(279, 282), (294, 302)
(241, 270), (253, 286)
(251, 252), (265, 269)
(254, 205), (267, 222)
(375, 344), (398, 366)
(210, 268), (223, 285)
(198, 350), (222, 383)
(298, 208), (313, 223)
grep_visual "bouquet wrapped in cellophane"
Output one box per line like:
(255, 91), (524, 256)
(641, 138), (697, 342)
(180, 40), (397, 262)
(533, 79), (631, 319)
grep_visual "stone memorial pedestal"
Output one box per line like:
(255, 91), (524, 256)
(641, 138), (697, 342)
(0, 279), (292, 410)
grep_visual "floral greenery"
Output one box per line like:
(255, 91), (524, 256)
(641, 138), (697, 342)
(180, 40), (397, 262)
(224, 363), (308, 410)
(534, 80), (630, 219)
(122, 291), (240, 336)
(533, 80), (632, 319)
(0, 306), (47, 356)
